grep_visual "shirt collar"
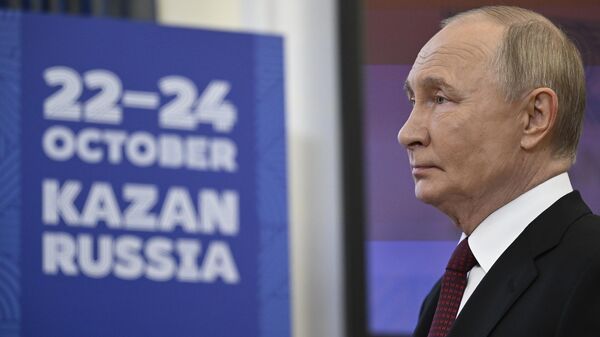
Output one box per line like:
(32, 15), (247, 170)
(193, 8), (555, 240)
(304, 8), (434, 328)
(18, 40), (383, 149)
(460, 172), (573, 273)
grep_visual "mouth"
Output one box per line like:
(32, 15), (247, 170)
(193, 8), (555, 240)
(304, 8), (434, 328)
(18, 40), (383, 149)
(410, 164), (440, 177)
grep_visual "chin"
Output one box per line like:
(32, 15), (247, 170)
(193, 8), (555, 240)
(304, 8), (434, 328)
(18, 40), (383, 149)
(414, 183), (443, 206)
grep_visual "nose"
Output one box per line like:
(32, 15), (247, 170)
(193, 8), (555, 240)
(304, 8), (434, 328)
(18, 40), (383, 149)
(398, 109), (430, 148)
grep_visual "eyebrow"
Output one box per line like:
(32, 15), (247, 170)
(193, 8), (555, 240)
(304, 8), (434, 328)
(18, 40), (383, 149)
(404, 76), (463, 99)
(403, 81), (413, 96)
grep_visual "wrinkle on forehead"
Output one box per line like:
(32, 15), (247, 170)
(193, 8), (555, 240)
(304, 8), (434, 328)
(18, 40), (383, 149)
(407, 20), (505, 98)
(415, 40), (493, 67)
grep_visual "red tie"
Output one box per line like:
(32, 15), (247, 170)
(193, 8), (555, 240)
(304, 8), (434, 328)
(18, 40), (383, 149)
(427, 238), (477, 337)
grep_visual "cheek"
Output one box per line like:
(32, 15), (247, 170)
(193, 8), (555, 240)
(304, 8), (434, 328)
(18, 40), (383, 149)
(477, 119), (522, 162)
(430, 120), (494, 189)
(453, 125), (520, 186)
(431, 117), (483, 165)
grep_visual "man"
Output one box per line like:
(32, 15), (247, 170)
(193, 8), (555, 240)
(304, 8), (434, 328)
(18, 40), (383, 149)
(399, 6), (600, 337)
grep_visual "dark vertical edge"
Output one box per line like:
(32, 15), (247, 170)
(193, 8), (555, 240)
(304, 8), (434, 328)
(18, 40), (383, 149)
(128, 0), (155, 21)
(339, 0), (368, 337)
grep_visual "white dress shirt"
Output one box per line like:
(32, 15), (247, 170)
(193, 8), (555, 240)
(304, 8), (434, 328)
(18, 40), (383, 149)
(456, 172), (574, 315)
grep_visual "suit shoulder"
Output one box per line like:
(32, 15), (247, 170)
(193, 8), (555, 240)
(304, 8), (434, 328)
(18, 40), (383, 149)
(557, 212), (600, 263)
(565, 212), (600, 242)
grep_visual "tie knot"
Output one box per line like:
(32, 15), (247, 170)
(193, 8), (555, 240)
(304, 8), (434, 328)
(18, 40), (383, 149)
(446, 238), (477, 273)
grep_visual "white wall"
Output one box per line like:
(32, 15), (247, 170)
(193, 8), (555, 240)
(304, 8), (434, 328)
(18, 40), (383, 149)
(156, 0), (242, 30)
(155, 1), (344, 337)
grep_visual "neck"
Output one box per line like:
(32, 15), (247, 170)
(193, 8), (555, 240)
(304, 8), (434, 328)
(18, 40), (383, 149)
(446, 156), (571, 235)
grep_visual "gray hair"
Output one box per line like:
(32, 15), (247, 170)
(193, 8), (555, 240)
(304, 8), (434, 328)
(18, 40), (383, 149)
(443, 6), (586, 161)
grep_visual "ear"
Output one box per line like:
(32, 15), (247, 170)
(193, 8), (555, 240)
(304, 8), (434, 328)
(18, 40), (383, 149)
(520, 87), (558, 151)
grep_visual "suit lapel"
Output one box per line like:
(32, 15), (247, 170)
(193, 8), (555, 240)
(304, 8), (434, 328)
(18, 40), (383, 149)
(446, 191), (591, 337)
(412, 280), (441, 337)
(448, 241), (537, 337)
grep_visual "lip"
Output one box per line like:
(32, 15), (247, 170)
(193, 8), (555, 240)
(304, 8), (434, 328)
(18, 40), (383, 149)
(410, 164), (439, 176)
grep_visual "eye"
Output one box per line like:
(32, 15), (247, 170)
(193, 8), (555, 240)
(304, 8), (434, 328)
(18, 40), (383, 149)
(408, 97), (416, 106)
(434, 95), (448, 104)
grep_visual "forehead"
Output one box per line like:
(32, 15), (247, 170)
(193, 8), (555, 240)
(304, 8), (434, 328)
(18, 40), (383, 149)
(406, 20), (503, 90)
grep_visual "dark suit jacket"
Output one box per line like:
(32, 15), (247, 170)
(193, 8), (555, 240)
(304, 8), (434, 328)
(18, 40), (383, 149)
(413, 191), (600, 337)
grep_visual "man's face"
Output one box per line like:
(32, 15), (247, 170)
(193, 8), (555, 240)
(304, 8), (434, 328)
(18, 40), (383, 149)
(399, 20), (524, 215)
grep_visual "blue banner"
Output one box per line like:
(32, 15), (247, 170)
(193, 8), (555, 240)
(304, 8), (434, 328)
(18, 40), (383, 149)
(0, 11), (289, 337)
